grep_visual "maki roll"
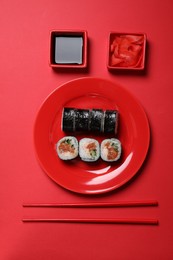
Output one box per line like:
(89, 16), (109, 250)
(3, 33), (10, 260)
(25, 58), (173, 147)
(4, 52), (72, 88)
(75, 109), (90, 132)
(56, 136), (78, 160)
(101, 138), (121, 162)
(104, 110), (119, 134)
(62, 107), (119, 135)
(62, 108), (75, 132)
(79, 138), (100, 162)
(89, 109), (104, 132)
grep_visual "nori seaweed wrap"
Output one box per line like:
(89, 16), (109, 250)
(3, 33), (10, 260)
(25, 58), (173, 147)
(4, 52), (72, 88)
(62, 108), (75, 132)
(75, 109), (90, 132)
(62, 107), (119, 135)
(89, 109), (104, 132)
(104, 110), (118, 134)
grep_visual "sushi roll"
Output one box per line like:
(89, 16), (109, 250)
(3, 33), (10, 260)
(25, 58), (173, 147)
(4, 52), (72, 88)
(75, 109), (90, 132)
(79, 138), (100, 162)
(104, 110), (119, 134)
(62, 108), (75, 132)
(62, 107), (119, 135)
(56, 136), (78, 160)
(89, 109), (104, 132)
(101, 138), (121, 162)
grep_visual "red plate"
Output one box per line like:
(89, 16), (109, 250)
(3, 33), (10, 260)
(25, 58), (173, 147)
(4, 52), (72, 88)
(34, 77), (150, 194)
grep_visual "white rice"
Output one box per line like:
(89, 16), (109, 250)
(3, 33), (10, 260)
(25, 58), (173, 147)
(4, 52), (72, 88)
(79, 138), (100, 162)
(101, 138), (121, 162)
(56, 136), (78, 160)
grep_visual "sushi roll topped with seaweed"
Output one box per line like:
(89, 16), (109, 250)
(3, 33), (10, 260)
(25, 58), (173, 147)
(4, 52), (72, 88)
(62, 107), (119, 135)
(89, 109), (104, 132)
(79, 138), (100, 162)
(56, 136), (78, 160)
(103, 110), (119, 134)
(101, 138), (121, 162)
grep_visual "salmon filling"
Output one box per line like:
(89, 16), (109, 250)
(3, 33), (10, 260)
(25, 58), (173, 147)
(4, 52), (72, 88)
(86, 142), (97, 157)
(105, 142), (118, 160)
(59, 139), (75, 154)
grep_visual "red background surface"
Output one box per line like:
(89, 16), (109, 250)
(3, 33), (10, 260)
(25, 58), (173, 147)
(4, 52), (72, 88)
(1, 0), (173, 259)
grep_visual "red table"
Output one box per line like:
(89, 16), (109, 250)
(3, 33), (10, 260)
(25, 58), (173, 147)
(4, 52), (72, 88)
(1, 0), (173, 259)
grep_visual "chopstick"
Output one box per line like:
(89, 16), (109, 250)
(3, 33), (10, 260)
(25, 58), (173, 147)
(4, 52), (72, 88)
(22, 218), (159, 225)
(23, 200), (158, 208)
(22, 200), (159, 225)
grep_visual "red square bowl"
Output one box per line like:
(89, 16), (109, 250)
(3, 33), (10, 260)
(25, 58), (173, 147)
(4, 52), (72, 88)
(107, 32), (147, 70)
(50, 30), (88, 69)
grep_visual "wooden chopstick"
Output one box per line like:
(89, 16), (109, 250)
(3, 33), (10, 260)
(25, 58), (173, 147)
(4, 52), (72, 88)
(23, 200), (158, 208)
(22, 218), (159, 225)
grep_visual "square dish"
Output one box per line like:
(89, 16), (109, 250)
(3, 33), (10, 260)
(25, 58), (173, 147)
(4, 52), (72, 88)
(50, 30), (88, 69)
(107, 32), (146, 70)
